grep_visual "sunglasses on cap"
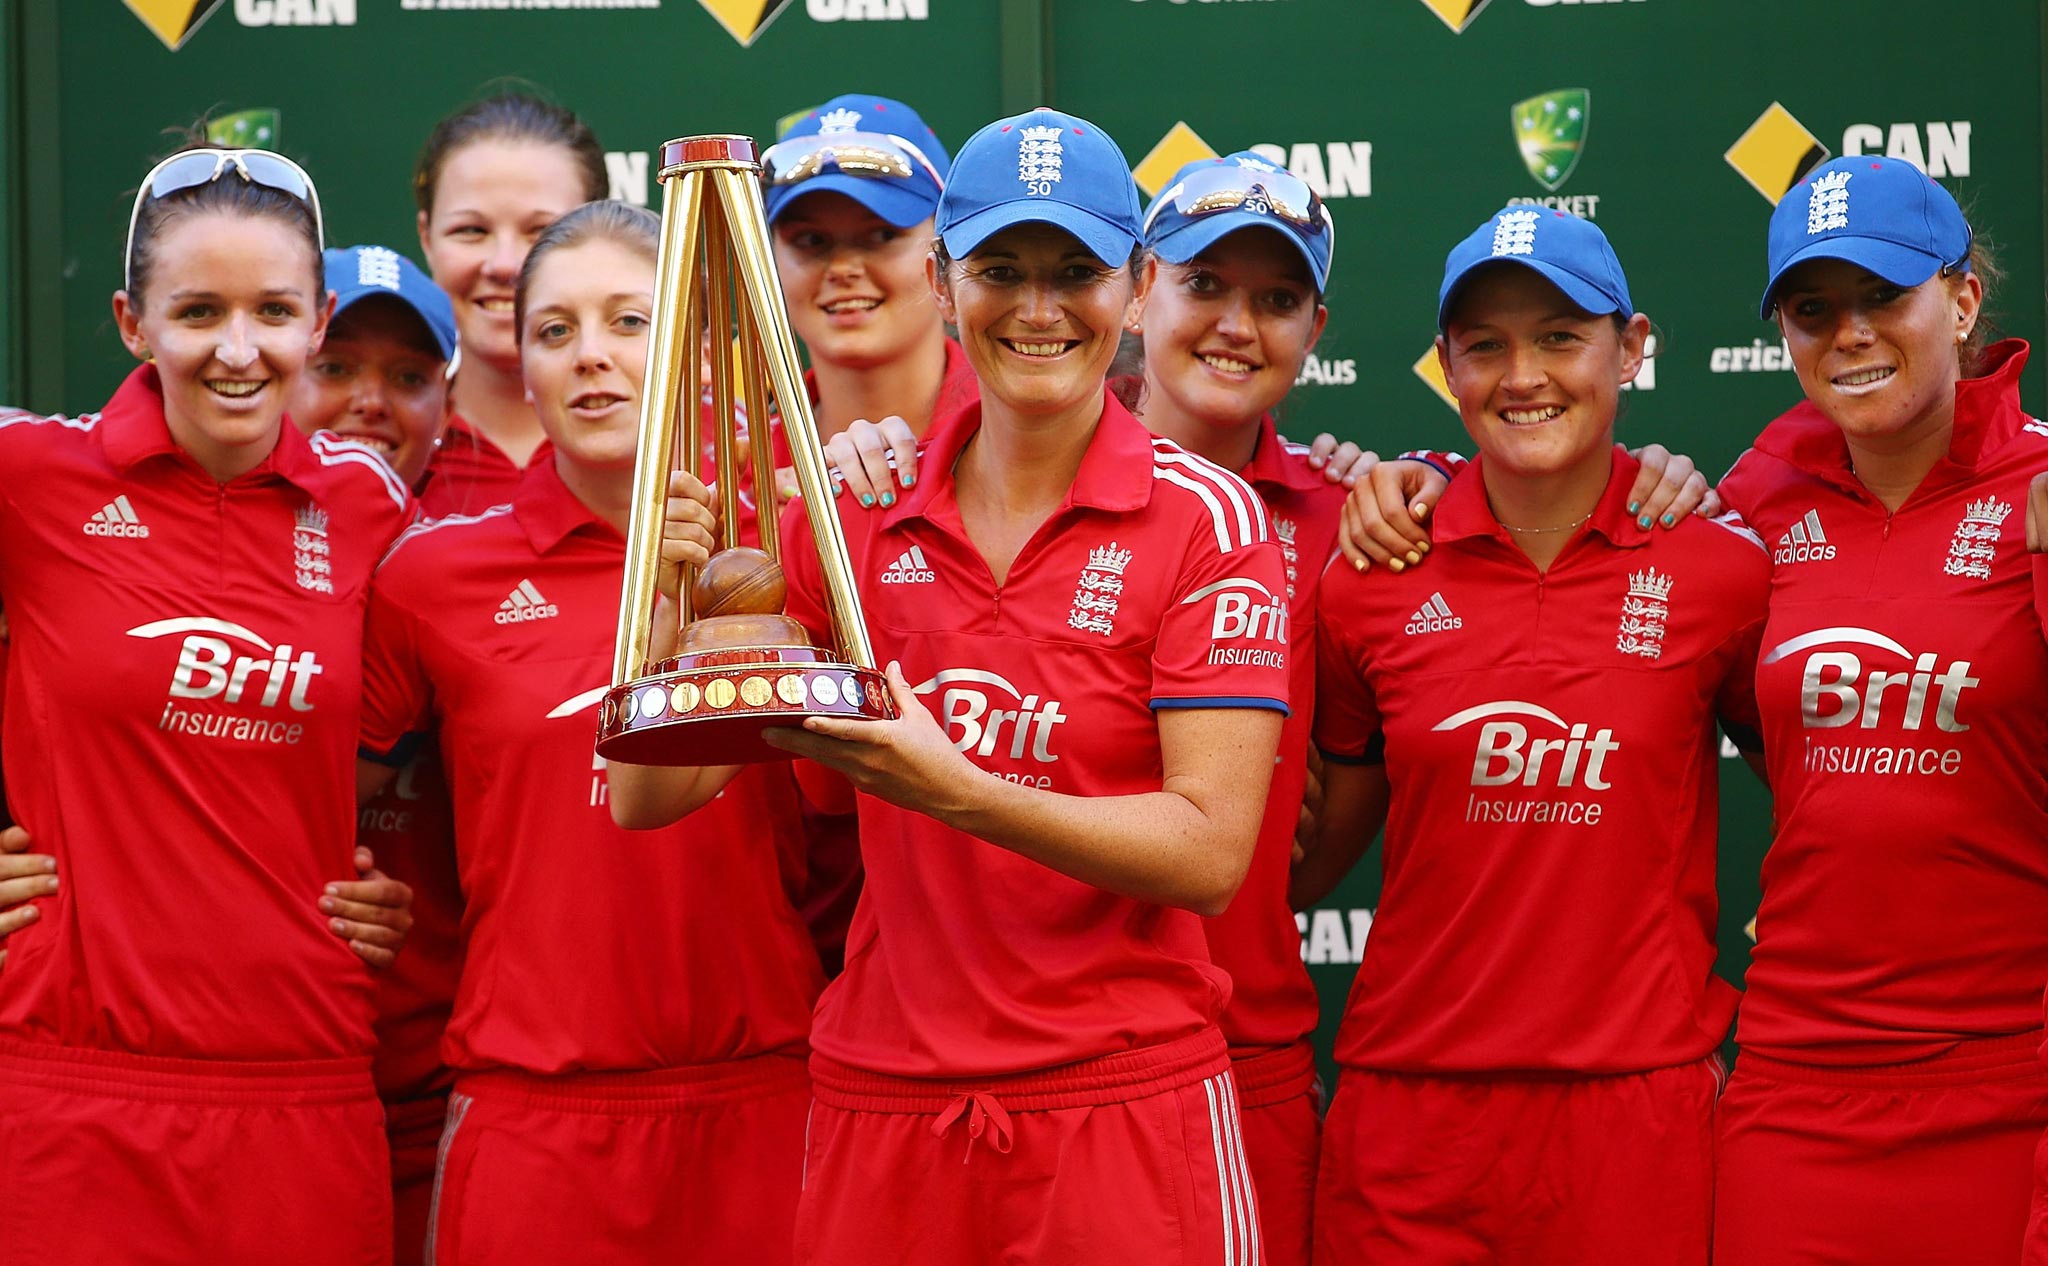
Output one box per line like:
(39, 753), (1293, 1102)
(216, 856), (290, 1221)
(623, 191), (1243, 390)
(125, 149), (325, 291)
(761, 131), (947, 191)
(1143, 164), (1332, 239)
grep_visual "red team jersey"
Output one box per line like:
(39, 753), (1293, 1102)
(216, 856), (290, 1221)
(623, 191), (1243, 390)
(1208, 418), (1346, 1054)
(0, 366), (412, 1059)
(780, 389), (1292, 1078)
(360, 459), (823, 1075)
(1718, 340), (2048, 1064)
(1315, 451), (1770, 1074)
(417, 411), (538, 521)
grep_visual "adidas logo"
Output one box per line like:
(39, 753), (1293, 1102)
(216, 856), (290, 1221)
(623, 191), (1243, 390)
(494, 578), (560, 625)
(1773, 509), (1837, 564)
(83, 494), (150, 539)
(1405, 592), (1462, 635)
(881, 545), (935, 585)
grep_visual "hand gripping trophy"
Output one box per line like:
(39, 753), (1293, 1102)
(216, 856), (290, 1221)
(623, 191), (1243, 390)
(597, 135), (895, 765)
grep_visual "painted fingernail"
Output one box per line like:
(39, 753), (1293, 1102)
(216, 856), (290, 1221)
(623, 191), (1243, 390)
(1638, 515), (1653, 529)
(1416, 540), (1431, 554)
(901, 474), (916, 488)
(1627, 500), (1641, 515)
(880, 492), (895, 508)
(1661, 513), (1676, 527)
(860, 494), (875, 508)
(1354, 558), (1368, 572)
(1405, 551), (1421, 566)
(1388, 557), (1406, 573)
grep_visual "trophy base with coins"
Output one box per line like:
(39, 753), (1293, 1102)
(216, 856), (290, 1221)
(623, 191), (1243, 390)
(597, 135), (893, 767)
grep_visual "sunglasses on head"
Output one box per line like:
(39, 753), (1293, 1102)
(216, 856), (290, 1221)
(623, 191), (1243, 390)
(1143, 164), (1332, 238)
(124, 148), (325, 290)
(761, 131), (947, 191)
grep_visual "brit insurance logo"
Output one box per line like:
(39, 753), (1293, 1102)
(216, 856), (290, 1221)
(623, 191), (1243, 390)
(913, 668), (1067, 784)
(128, 616), (325, 745)
(124, 0), (354, 48)
(1183, 575), (1289, 669)
(1765, 627), (1978, 777)
(1437, 700), (1620, 827)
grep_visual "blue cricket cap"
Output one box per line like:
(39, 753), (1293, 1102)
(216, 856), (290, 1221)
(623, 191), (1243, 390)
(937, 108), (1142, 267)
(1143, 151), (1334, 292)
(762, 94), (950, 229)
(1759, 155), (1971, 318)
(324, 245), (457, 360)
(1437, 207), (1631, 331)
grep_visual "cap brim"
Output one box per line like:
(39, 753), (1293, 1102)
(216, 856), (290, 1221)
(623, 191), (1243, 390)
(766, 174), (939, 230)
(1150, 214), (1330, 292)
(331, 288), (458, 361)
(940, 199), (1138, 268)
(1438, 258), (1622, 331)
(1758, 236), (1944, 319)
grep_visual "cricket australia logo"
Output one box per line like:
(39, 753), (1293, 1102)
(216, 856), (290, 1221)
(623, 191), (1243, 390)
(1807, 170), (1852, 234)
(1274, 516), (1300, 600)
(1616, 567), (1672, 660)
(1019, 125), (1064, 196)
(1511, 88), (1589, 192)
(1491, 210), (1541, 257)
(1067, 541), (1131, 638)
(1942, 497), (2010, 581)
(292, 503), (334, 595)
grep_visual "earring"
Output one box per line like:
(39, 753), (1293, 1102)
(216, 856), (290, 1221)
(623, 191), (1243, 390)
(1958, 329), (1970, 344)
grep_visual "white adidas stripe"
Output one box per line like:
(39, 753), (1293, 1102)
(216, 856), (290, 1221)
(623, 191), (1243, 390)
(1203, 1077), (1237, 1266)
(1202, 1072), (1262, 1266)
(1803, 508), (1827, 542)
(518, 578), (546, 605)
(1220, 1073), (1261, 1266)
(1153, 440), (1268, 549)
(310, 431), (409, 510)
(424, 1091), (472, 1266)
(380, 503), (514, 569)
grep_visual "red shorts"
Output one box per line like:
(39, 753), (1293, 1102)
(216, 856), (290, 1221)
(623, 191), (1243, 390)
(797, 1029), (1259, 1266)
(428, 1053), (809, 1266)
(1718, 1031), (2048, 1266)
(1233, 1041), (1321, 1266)
(1315, 1057), (1721, 1266)
(386, 1094), (449, 1266)
(0, 1040), (389, 1265)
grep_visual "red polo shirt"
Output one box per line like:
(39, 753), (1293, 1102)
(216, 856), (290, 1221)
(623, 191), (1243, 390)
(0, 366), (412, 1059)
(780, 388), (1291, 1078)
(1207, 419), (1348, 1055)
(1718, 340), (2048, 1064)
(1316, 450), (1769, 1074)
(360, 459), (821, 1074)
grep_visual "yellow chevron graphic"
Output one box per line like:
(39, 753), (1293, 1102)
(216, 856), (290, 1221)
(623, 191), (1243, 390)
(1725, 103), (1830, 205)
(1415, 0), (1495, 34)
(124, 0), (227, 50)
(695, 0), (797, 47)
(1413, 345), (1456, 410)
(1132, 122), (1220, 199)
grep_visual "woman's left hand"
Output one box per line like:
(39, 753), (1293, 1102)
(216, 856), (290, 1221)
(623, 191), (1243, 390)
(1306, 434), (1381, 488)
(763, 663), (981, 817)
(1625, 444), (1720, 528)
(322, 847), (414, 970)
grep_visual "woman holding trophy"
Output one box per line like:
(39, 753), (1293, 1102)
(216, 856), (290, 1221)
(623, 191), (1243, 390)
(357, 200), (824, 1265)
(610, 110), (1290, 1264)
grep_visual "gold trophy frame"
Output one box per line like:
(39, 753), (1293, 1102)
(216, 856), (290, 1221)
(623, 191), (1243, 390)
(597, 135), (894, 766)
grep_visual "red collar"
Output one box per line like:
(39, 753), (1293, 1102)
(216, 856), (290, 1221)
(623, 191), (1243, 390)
(884, 386), (1155, 529)
(1431, 447), (1650, 551)
(98, 364), (329, 494)
(1751, 338), (2032, 491)
(1240, 416), (1326, 493)
(513, 456), (617, 554)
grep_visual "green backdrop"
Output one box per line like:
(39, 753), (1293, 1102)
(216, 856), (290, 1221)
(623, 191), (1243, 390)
(6, 0), (2045, 1085)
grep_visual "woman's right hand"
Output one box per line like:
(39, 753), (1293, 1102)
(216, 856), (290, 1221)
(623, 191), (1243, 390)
(659, 469), (721, 601)
(0, 825), (58, 966)
(1337, 459), (1449, 572)
(825, 416), (920, 510)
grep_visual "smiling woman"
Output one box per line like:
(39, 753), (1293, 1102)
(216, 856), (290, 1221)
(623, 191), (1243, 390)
(0, 145), (419, 1265)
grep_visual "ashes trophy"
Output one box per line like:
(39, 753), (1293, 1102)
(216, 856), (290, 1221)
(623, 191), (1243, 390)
(596, 135), (894, 766)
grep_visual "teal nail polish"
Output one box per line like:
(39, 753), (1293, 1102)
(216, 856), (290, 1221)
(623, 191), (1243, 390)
(1661, 513), (1676, 527)
(1627, 500), (1641, 514)
(860, 494), (875, 508)
(901, 474), (916, 488)
(881, 492), (896, 508)
(1638, 515), (1653, 529)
